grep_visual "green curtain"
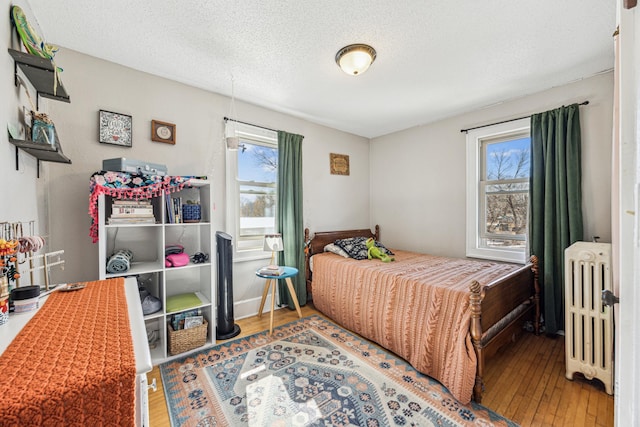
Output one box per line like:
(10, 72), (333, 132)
(276, 130), (306, 308)
(529, 104), (583, 335)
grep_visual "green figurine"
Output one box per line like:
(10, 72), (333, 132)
(366, 237), (394, 262)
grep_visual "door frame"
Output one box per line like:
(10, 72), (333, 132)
(615, 2), (639, 425)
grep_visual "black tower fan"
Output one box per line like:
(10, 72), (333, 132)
(215, 231), (241, 339)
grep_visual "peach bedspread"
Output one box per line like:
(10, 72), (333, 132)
(311, 250), (522, 404)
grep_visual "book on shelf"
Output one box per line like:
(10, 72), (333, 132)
(184, 315), (204, 329)
(112, 206), (154, 215)
(173, 197), (182, 223)
(258, 266), (285, 276)
(165, 195), (174, 223)
(165, 196), (186, 224)
(113, 199), (151, 206)
(110, 199), (154, 220)
(170, 308), (203, 330)
(108, 217), (156, 224)
(111, 213), (154, 219)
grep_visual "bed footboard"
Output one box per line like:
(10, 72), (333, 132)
(469, 255), (540, 402)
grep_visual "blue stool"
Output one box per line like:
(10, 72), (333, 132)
(256, 266), (302, 334)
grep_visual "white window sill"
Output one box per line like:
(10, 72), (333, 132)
(233, 250), (272, 263)
(466, 247), (527, 264)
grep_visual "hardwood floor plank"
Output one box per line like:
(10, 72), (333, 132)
(544, 341), (569, 426)
(146, 304), (614, 426)
(147, 365), (169, 427)
(587, 382), (603, 423)
(500, 336), (538, 421)
(516, 336), (557, 426)
(486, 336), (534, 415)
(605, 388), (615, 426)
(573, 385), (590, 426)
(596, 386), (613, 426)
(531, 337), (564, 426)
(483, 335), (527, 406)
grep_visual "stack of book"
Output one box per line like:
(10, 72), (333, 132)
(166, 196), (183, 224)
(170, 308), (203, 330)
(108, 199), (155, 224)
(258, 265), (284, 276)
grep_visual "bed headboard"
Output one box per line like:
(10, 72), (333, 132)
(305, 225), (379, 257)
(303, 225), (380, 298)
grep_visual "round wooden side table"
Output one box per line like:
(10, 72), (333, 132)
(256, 266), (302, 334)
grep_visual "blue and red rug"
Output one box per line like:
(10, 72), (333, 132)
(160, 315), (518, 426)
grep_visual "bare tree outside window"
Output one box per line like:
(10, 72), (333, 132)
(482, 137), (530, 249)
(466, 118), (530, 263)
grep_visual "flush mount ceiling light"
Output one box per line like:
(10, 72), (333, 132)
(335, 44), (377, 76)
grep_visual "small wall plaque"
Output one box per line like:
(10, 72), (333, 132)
(330, 153), (350, 176)
(151, 120), (176, 144)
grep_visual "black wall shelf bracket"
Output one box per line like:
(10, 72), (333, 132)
(9, 137), (72, 178)
(8, 48), (70, 110)
(7, 49), (72, 177)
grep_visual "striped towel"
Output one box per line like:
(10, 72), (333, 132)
(106, 249), (133, 273)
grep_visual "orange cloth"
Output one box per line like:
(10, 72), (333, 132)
(0, 278), (136, 426)
(312, 250), (522, 404)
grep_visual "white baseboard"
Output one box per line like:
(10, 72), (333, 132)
(233, 292), (282, 320)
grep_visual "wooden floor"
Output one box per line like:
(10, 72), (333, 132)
(147, 304), (614, 427)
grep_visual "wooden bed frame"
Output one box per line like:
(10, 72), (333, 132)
(304, 226), (540, 402)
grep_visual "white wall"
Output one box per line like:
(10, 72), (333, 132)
(4, 44), (370, 314)
(1, 0), (46, 245)
(370, 72), (614, 257)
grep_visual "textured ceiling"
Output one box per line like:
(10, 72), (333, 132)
(26, 0), (615, 138)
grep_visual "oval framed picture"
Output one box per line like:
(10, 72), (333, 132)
(151, 120), (176, 144)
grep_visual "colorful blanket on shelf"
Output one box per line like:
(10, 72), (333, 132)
(89, 171), (193, 242)
(0, 278), (136, 426)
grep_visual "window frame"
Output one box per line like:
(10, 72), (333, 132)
(225, 121), (278, 262)
(465, 118), (530, 264)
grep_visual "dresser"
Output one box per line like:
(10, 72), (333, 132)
(0, 277), (152, 426)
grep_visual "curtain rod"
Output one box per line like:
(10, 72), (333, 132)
(223, 117), (278, 133)
(460, 100), (589, 133)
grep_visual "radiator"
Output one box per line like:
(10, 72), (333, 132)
(564, 242), (613, 395)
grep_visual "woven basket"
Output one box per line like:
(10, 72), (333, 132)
(167, 319), (208, 355)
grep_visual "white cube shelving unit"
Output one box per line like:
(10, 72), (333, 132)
(97, 179), (215, 364)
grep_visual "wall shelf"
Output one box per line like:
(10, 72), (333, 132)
(9, 137), (71, 178)
(8, 48), (72, 177)
(8, 48), (70, 107)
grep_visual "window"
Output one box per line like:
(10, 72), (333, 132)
(226, 122), (278, 260)
(466, 118), (530, 263)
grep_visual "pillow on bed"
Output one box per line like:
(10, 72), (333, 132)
(374, 241), (394, 256)
(324, 243), (350, 258)
(333, 237), (394, 260)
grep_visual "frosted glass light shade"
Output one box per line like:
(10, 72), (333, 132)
(336, 44), (377, 76)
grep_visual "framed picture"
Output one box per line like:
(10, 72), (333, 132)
(151, 120), (176, 144)
(99, 110), (132, 147)
(330, 153), (350, 175)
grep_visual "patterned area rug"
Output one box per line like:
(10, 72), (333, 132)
(160, 315), (518, 426)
